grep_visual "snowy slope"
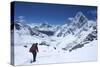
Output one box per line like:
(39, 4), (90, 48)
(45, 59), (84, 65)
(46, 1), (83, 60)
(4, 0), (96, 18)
(14, 40), (97, 65)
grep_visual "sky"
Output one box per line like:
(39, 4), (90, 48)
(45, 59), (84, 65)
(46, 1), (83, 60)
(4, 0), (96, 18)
(13, 1), (97, 25)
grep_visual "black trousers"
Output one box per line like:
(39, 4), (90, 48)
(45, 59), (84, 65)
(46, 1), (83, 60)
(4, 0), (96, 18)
(32, 51), (37, 61)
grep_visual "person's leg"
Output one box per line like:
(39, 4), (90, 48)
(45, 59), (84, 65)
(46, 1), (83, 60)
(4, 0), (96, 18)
(33, 52), (37, 61)
(32, 52), (34, 62)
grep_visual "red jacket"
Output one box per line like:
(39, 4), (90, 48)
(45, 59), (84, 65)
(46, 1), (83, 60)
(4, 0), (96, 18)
(29, 44), (39, 52)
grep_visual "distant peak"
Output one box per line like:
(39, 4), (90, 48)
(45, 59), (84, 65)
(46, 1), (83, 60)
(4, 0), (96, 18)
(76, 11), (83, 15)
(74, 11), (88, 21)
(75, 12), (84, 18)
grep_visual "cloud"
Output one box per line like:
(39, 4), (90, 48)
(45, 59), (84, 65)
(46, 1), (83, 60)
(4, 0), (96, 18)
(18, 16), (24, 19)
(87, 10), (97, 15)
(91, 10), (97, 15)
(87, 10), (97, 20)
(68, 17), (73, 21)
(17, 16), (26, 23)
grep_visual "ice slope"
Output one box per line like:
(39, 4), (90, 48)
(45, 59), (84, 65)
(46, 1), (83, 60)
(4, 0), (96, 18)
(14, 40), (97, 65)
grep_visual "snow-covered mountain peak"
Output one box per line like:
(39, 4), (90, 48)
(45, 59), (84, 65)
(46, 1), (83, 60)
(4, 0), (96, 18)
(75, 12), (87, 21)
(39, 22), (52, 29)
(73, 12), (88, 28)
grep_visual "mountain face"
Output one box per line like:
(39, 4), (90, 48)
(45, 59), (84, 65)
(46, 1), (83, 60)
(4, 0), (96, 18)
(14, 21), (48, 37)
(55, 12), (89, 37)
(12, 12), (97, 51)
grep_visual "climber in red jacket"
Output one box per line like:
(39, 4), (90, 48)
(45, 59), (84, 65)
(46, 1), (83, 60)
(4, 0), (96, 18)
(29, 43), (39, 62)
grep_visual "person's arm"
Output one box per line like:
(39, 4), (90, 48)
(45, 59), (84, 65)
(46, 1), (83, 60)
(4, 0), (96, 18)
(29, 46), (32, 52)
(36, 46), (39, 52)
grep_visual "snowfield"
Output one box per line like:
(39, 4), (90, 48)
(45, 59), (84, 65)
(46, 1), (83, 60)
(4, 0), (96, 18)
(14, 40), (97, 65)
